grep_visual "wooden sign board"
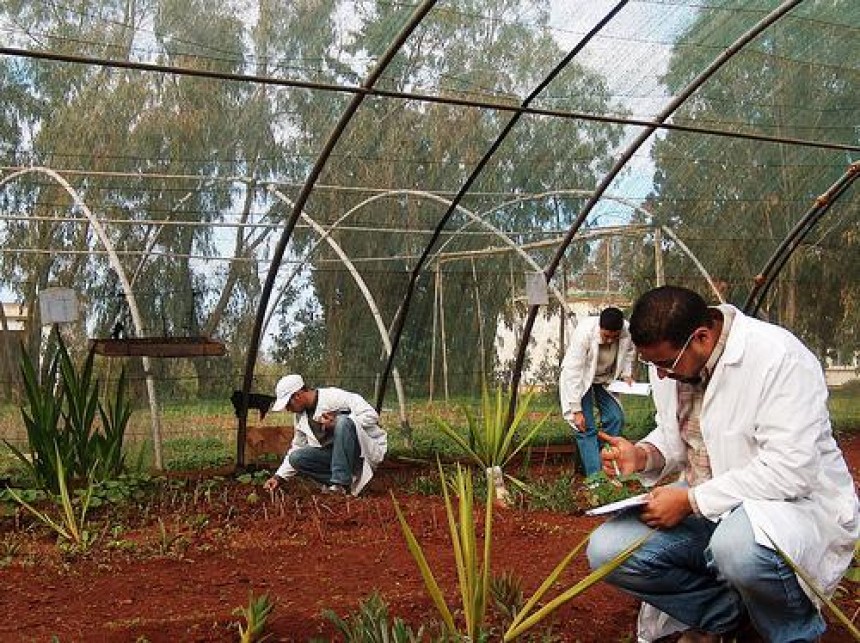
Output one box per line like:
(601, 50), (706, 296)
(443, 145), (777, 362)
(90, 337), (226, 358)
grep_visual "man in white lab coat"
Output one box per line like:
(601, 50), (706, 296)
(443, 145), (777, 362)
(559, 307), (636, 479)
(588, 285), (859, 642)
(263, 374), (387, 496)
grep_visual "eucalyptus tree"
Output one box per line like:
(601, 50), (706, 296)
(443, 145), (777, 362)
(0, 0), (331, 398)
(639, 0), (859, 358)
(0, 0), (153, 375)
(275, 0), (625, 396)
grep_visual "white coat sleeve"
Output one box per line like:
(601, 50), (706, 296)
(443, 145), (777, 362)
(559, 324), (591, 421)
(274, 414), (308, 479)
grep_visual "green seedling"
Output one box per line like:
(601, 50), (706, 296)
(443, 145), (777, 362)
(233, 591), (274, 643)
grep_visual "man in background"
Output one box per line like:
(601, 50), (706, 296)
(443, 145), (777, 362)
(559, 306), (635, 482)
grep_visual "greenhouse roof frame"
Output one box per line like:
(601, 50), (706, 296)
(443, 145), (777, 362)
(0, 1), (856, 467)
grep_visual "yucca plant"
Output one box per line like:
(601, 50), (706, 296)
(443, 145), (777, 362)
(392, 462), (494, 641)
(393, 460), (651, 641)
(5, 333), (131, 493)
(233, 591), (275, 643)
(434, 385), (549, 506)
(762, 530), (860, 641)
(6, 443), (96, 551)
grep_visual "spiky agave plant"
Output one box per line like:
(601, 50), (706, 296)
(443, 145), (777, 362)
(392, 461), (494, 641)
(433, 385), (549, 507)
(392, 459), (652, 641)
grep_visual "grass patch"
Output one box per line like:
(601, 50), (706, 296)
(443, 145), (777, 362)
(830, 381), (860, 434)
(0, 386), (857, 476)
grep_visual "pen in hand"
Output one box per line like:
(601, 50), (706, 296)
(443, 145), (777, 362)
(601, 442), (624, 486)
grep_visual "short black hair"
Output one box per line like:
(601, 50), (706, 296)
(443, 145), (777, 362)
(599, 307), (624, 332)
(629, 286), (710, 348)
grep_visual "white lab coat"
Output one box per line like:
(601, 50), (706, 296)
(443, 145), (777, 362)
(559, 315), (636, 423)
(640, 305), (859, 597)
(275, 387), (387, 496)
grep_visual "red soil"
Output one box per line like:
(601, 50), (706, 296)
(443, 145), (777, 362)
(1, 435), (859, 643)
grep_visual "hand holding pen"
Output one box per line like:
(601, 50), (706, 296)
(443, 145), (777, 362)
(598, 431), (638, 479)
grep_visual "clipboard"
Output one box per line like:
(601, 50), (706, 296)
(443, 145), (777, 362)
(585, 492), (649, 516)
(606, 380), (652, 396)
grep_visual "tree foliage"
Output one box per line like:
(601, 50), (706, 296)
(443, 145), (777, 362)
(638, 0), (859, 359)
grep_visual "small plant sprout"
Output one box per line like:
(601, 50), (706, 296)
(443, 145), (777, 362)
(324, 592), (425, 642)
(233, 591), (274, 643)
(491, 570), (525, 623)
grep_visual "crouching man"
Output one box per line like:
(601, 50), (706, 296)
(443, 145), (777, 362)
(263, 374), (387, 496)
(588, 285), (859, 642)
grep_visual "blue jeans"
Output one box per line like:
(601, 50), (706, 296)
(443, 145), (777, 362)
(288, 415), (361, 487)
(576, 384), (624, 477)
(586, 505), (825, 642)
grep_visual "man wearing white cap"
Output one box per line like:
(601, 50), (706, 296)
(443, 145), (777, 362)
(262, 374), (387, 496)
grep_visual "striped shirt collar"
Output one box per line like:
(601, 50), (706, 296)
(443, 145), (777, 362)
(698, 305), (734, 386)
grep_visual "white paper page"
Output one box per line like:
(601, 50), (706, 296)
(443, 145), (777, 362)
(606, 380), (651, 396)
(585, 492), (649, 516)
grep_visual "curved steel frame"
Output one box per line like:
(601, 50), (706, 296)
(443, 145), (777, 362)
(0, 167), (165, 469)
(258, 188), (572, 330)
(237, 0), (438, 466)
(744, 161), (859, 316)
(376, 0), (630, 410)
(430, 190), (725, 303)
(502, 0), (803, 424)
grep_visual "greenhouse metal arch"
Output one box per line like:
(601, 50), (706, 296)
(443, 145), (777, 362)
(0, 1), (856, 468)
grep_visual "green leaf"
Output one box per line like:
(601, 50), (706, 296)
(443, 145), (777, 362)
(391, 489), (455, 633)
(504, 530), (653, 640)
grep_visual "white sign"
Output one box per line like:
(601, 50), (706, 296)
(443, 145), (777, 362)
(39, 287), (79, 325)
(524, 271), (549, 306)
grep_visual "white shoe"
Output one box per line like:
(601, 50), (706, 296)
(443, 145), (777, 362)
(322, 484), (348, 495)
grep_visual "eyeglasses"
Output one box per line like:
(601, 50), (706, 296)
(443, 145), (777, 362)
(638, 331), (695, 374)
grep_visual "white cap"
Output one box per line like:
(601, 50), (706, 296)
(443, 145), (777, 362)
(271, 374), (304, 412)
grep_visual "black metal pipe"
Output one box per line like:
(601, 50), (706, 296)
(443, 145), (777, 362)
(506, 0), (804, 427)
(236, 0), (438, 467)
(376, 0), (631, 411)
(744, 161), (859, 316)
